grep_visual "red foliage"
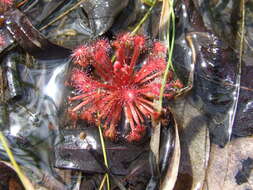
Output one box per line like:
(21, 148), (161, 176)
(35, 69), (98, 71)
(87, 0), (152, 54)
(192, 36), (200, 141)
(68, 33), (182, 141)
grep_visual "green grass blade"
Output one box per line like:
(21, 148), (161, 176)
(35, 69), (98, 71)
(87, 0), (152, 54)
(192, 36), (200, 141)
(0, 132), (35, 190)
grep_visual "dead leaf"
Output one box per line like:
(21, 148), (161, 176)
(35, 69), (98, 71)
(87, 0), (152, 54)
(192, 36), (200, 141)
(9, 177), (24, 190)
(170, 95), (210, 190)
(204, 137), (253, 190)
(159, 0), (171, 40)
(161, 115), (181, 190)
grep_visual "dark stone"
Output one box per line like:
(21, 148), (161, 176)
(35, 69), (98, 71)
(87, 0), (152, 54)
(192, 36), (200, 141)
(55, 128), (149, 175)
(235, 157), (253, 185)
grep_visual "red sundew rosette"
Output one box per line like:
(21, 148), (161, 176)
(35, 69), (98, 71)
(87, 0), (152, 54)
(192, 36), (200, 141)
(67, 33), (181, 142)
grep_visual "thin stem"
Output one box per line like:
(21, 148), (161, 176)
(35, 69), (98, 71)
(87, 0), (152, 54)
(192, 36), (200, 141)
(131, 0), (158, 35)
(158, 0), (175, 111)
(0, 132), (35, 190)
(168, 6), (176, 70)
(141, 0), (156, 6)
(16, 0), (29, 8)
(239, 0), (245, 66)
(110, 0), (157, 65)
(98, 125), (110, 190)
(39, 0), (88, 31)
(150, 0), (175, 166)
(99, 174), (107, 190)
